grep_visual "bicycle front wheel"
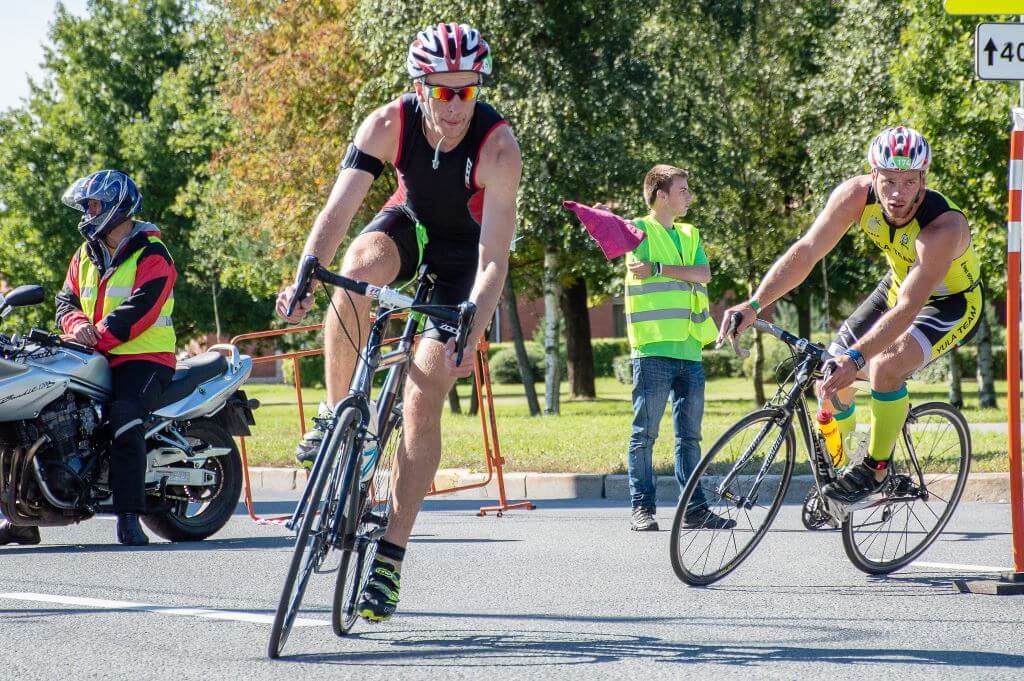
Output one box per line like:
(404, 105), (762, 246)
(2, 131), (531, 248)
(670, 408), (795, 586)
(842, 401), (971, 574)
(267, 406), (360, 658)
(332, 415), (401, 636)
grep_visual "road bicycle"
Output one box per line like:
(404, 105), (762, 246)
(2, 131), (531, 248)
(267, 255), (475, 658)
(670, 315), (971, 586)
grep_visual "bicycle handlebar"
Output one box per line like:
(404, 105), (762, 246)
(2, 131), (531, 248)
(718, 311), (831, 362)
(286, 255), (477, 365)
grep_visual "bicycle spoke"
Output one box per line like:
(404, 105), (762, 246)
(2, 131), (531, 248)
(843, 403), (969, 574)
(672, 409), (794, 585)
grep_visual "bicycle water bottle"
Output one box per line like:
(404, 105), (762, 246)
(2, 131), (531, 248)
(816, 409), (847, 468)
(360, 401), (380, 483)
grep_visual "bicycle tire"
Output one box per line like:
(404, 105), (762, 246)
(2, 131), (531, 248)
(268, 406), (360, 658)
(842, 401), (971, 574)
(330, 444), (364, 636)
(331, 414), (401, 635)
(670, 408), (796, 586)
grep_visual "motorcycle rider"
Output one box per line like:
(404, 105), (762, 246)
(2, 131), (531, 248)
(0, 170), (177, 547)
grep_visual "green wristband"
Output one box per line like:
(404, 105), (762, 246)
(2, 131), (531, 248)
(749, 299), (761, 313)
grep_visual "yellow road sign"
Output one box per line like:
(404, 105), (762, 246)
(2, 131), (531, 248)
(946, 0), (1024, 13)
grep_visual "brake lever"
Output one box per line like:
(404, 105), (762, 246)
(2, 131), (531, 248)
(286, 254), (319, 318)
(716, 311), (750, 358)
(453, 301), (477, 367)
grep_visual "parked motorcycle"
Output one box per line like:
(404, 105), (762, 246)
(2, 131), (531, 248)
(0, 284), (257, 541)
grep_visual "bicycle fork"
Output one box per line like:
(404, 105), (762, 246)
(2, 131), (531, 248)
(718, 413), (791, 510)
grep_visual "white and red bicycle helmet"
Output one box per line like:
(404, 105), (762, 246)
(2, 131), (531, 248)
(407, 22), (492, 79)
(867, 126), (931, 172)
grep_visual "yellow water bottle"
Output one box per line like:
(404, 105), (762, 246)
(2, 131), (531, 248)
(816, 409), (847, 468)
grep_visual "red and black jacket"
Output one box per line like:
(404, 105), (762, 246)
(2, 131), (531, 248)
(55, 223), (177, 369)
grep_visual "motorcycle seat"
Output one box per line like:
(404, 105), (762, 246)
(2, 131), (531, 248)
(153, 352), (228, 409)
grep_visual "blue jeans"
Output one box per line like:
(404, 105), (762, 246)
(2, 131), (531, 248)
(627, 357), (706, 511)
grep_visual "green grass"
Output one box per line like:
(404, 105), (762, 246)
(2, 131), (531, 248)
(239, 376), (1014, 473)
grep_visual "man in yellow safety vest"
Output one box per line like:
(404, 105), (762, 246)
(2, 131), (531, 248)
(619, 165), (734, 532)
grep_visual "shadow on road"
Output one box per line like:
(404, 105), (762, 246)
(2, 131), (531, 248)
(276, 625), (1024, 669)
(702, 569), (1005, 598)
(0, 533), (518, 556)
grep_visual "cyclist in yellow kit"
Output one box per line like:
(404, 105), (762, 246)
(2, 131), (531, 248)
(720, 126), (982, 503)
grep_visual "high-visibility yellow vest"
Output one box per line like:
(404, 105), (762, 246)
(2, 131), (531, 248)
(77, 236), (175, 355)
(624, 216), (717, 349)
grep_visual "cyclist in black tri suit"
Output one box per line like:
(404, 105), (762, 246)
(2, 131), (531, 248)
(277, 22), (521, 623)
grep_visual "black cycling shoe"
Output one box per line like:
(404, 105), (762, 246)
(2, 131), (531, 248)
(0, 520), (41, 546)
(295, 402), (333, 466)
(630, 507), (659, 532)
(683, 505), (737, 530)
(822, 457), (889, 504)
(357, 560), (400, 623)
(116, 513), (150, 546)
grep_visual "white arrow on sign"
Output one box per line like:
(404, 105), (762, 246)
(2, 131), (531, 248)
(977, 23), (1024, 81)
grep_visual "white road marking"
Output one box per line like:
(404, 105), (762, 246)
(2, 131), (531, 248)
(0, 592), (329, 627)
(911, 561), (1010, 573)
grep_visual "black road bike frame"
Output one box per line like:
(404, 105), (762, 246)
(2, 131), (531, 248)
(721, 317), (934, 522)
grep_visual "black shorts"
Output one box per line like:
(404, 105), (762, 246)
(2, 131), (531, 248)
(828, 275), (983, 370)
(359, 206), (478, 342)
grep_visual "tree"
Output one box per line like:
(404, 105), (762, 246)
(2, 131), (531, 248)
(0, 1), (265, 338)
(216, 0), (388, 284)
(503, 272), (541, 416)
(795, 0), (908, 343)
(643, 1), (840, 403)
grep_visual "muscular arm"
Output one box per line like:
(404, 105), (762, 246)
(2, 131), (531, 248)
(299, 101), (401, 268)
(464, 126), (522, 348)
(752, 177), (867, 306)
(851, 213), (966, 361)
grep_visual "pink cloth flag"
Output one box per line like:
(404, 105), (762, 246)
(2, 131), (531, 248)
(562, 200), (646, 260)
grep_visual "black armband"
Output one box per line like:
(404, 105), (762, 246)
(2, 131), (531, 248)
(340, 144), (385, 179)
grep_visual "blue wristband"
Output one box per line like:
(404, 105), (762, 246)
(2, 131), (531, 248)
(844, 349), (865, 370)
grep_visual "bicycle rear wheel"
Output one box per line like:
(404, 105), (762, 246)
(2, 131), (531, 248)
(842, 402), (971, 574)
(670, 408), (795, 586)
(267, 406), (360, 658)
(331, 414), (401, 636)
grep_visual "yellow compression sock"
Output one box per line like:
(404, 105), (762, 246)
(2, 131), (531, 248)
(868, 385), (909, 462)
(834, 404), (856, 442)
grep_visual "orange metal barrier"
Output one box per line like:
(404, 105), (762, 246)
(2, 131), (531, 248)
(229, 324), (534, 523)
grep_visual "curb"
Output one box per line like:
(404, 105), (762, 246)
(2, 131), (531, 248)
(247, 467), (1014, 503)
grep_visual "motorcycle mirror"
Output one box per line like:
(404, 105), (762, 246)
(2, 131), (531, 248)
(3, 285), (44, 308)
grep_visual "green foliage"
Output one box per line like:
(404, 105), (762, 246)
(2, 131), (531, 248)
(489, 342), (566, 384)
(0, 1), (263, 338)
(216, 0), (385, 288)
(914, 346), (1007, 384)
(702, 348), (744, 379)
(591, 338), (631, 376)
(281, 353), (327, 389)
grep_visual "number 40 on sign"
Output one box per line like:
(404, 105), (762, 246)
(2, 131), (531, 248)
(976, 23), (1024, 81)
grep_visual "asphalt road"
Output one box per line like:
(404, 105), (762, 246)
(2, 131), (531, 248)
(0, 495), (1021, 680)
